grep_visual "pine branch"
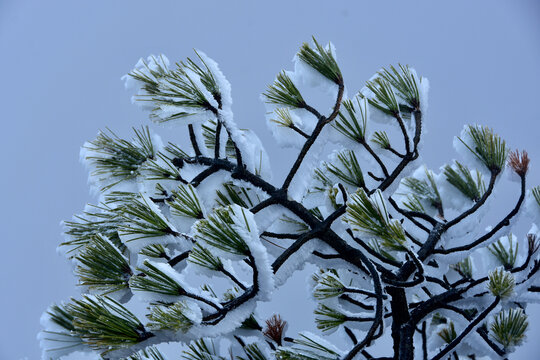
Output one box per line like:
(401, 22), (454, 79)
(459, 125), (508, 172)
(298, 37), (342, 84)
(263, 71), (305, 108)
(129, 54), (219, 122)
(126, 346), (166, 360)
(346, 189), (407, 252)
(365, 77), (400, 116)
(325, 150), (365, 189)
(490, 308), (529, 348)
(194, 206), (250, 256)
(84, 127), (156, 191)
(75, 234), (132, 294)
(167, 184), (204, 219)
(130, 260), (186, 296)
(62, 204), (123, 254)
(378, 64), (421, 110)
(66, 295), (150, 350)
(119, 196), (179, 240)
(147, 301), (198, 332)
(488, 236), (518, 270)
(271, 107), (309, 138)
(443, 161), (485, 202)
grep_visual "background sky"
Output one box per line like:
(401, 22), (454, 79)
(1, 1), (540, 359)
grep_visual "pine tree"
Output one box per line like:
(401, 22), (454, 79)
(40, 38), (540, 360)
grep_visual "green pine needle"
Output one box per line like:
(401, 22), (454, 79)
(371, 131), (391, 149)
(271, 107), (295, 128)
(195, 206), (250, 256)
(128, 55), (169, 95)
(238, 343), (269, 360)
(378, 64), (421, 109)
(125, 346), (166, 360)
(443, 161), (485, 202)
(275, 333), (340, 360)
(263, 71), (305, 108)
(451, 257), (473, 279)
(278, 214), (310, 234)
(438, 321), (457, 344)
(365, 77), (400, 116)
(130, 260), (185, 296)
(346, 189), (407, 251)
(332, 96), (367, 143)
(222, 287), (241, 302)
(488, 268), (515, 299)
(188, 242), (224, 271)
(143, 152), (184, 181)
(139, 244), (170, 259)
(369, 239), (397, 261)
(488, 236), (518, 270)
(62, 204), (123, 254)
(314, 304), (346, 332)
(182, 338), (223, 360)
(104, 191), (141, 205)
(84, 127), (155, 191)
(67, 295), (147, 350)
(147, 301), (196, 332)
(164, 142), (190, 160)
(119, 196), (178, 240)
(532, 186), (540, 208)
(216, 182), (258, 208)
(240, 314), (262, 330)
(401, 167), (443, 216)
(167, 184), (204, 219)
(402, 193), (426, 213)
(48, 303), (76, 332)
(75, 234), (132, 294)
(490, 308), (528, 348)
(129, 55), (218, 122)
(183, 50), (222, 107)
(297, 37), (342, 84)
(312, 273), (345, 300)
(325, 150), (365, 188)
(431, 313), (447, 326)
(312, 168), (333, 193)
(202, 119), (237, 158)
(459, 125), (508, 172)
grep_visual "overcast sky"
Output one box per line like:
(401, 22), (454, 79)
(1, 1), (540, 359)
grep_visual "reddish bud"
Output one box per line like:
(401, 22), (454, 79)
(263, 314), (287, 346)
(508, 150), (530, 176)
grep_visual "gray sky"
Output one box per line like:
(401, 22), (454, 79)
(1, 1), (540, 359)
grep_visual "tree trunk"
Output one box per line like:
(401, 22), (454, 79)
(387, 286), (414, 360)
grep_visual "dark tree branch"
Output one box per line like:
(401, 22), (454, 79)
(261, 231), (301, 240)
(344, 326), (358, 345)
(361, 140), (390, 178)
(388, 196), (438, 228)
(443, 169), (499, 230)
(202, 254), (258, 325)
(214, 119), (222, 159)
(289, 124), (310, 138)
(188, 124), (202, 157)
(282, 82), (344, 190)
(441, 304), (507, 357)
(168, 250), (190, 267)
(340, 294), (375, 311)
(395, 113), (411, 154)
(435, 173), (526, 254)
(430, 297), (500, 360)
(421, 321), (427, 360)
